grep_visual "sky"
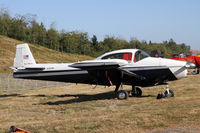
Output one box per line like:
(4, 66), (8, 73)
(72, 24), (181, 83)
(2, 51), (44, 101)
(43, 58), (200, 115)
(0, 0), (200, 50)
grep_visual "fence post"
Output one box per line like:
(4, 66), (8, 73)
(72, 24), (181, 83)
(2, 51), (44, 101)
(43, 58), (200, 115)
(46, 81), (48, 88)
(7, 74), (10, 90)
(35, 80), (38, 89)
(15, 79), (18, 90)
(22, 80), (25, 90)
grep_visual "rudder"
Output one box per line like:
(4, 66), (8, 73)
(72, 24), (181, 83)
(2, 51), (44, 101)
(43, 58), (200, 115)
(14, 43), (36, 68)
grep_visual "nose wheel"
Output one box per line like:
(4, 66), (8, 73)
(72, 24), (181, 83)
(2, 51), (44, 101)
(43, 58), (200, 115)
(192, 67), (199, 74)
(157, 83), (174, 99)
(164, 89), (174, 97)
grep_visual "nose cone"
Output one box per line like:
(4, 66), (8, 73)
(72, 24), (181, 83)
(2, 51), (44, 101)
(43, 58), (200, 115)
(160, 58), (188, 79)
(186, 62), (196, 68)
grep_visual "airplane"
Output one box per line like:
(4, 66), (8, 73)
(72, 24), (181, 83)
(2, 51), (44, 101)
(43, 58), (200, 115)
(10, 43), (194, 100)
(171, 53), (200, 74)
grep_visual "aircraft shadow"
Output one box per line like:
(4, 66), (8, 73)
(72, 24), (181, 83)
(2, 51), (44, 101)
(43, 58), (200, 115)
(42, 91), (155, 105)
(43, 91), (116, 105)
(0, 94), (21, 98)
(138, 95), (155, 98)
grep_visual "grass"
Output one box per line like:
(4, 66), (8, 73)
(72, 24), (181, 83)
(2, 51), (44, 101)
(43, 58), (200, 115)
(0, 35), (92, 73)
(72, 124), (101, 130)
(0, 74), (200, 133)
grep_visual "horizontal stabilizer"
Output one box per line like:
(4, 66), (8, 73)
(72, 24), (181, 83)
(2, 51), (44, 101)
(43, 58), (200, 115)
(23, 66), (45, 70)
(11, 66), (45, 70)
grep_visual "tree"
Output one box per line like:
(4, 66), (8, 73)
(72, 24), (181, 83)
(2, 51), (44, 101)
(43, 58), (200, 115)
(37, 22), (47, 46)
(46, 23), (58, 50)
(91, 34), (98, 46)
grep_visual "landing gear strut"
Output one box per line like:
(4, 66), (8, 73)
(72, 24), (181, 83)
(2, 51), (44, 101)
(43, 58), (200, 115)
(157, 83), (174, 99)
(115, 72), (129, 100)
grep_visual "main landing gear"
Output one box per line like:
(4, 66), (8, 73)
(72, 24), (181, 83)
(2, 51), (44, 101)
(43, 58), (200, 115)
(115, 84), (143, 100)
(131, 85), (142, 97)
(116, 84), (129, 100)
(157, 83), (174, 99)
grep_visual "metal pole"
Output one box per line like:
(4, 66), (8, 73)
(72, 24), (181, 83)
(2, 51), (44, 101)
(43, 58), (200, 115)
(7, 74), (10, 90)
(35, 80), (38, 89)
(22, 80), (25, 90)
(46, 81), (48, 88)
(15, 79), (18, 90)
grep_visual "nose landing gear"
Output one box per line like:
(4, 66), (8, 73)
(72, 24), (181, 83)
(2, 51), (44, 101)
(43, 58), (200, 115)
(192, 67), (199, 75)
(157, 83), (174, 99)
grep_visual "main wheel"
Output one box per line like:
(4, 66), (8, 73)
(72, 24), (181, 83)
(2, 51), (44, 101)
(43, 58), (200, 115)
(164, 90), (174, 97)
(117, 90), (128, 100)
(131, 87), (142, 97)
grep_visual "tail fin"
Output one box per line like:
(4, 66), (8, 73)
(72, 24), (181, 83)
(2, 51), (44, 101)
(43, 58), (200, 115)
(14, 43), (36, 68)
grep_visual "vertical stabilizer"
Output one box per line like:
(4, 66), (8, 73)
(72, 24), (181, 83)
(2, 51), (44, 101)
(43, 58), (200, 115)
(14, 43), (36, 68)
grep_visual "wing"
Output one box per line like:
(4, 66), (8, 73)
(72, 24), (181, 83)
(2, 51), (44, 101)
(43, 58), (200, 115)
(69, 59), (146, 81)
(69, 59), (128, 69)
(69, 61), (120, 69)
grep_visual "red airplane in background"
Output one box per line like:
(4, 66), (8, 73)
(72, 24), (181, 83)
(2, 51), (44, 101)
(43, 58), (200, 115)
(171, 53), (200, 74)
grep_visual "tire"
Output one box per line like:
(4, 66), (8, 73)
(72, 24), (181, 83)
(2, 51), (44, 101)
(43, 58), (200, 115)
(117, 90), (128, 100)
(132, 87), (142, 97)
(164, 90), (174, 97)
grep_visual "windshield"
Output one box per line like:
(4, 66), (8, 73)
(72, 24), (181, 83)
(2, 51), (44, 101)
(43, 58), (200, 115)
(134, 50), (150, 62)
